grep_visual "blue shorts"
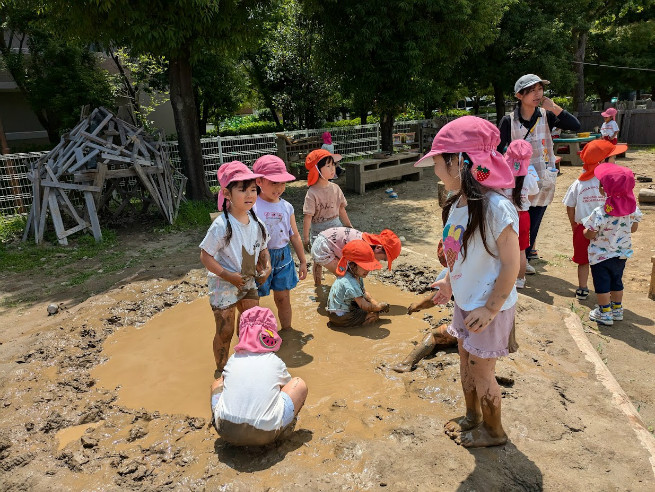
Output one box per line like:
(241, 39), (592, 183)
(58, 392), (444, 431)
(258, 244), (298, 296)
(590, 257), (626, 294)
(210, 390), (295, 428)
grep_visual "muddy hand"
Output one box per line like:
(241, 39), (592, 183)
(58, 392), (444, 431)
(303, 240), (311, 253)
(379, 302), (390, 313)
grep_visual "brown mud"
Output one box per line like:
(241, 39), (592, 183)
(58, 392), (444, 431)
(1, 150), (655, 490)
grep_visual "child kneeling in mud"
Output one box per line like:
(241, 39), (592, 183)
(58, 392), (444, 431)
(210, 307), (307, 446)
(327, 240), (389, 327)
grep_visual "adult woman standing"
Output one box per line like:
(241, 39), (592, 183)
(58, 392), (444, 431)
(498, 74), (580, 263)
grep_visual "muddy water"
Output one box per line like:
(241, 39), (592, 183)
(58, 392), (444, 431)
(92, 278), (451, 429)
(56, 421), (104, 450)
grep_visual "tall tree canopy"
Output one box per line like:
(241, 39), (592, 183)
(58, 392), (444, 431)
(46, 0), (278, 200)
(306, 0), (506, 150)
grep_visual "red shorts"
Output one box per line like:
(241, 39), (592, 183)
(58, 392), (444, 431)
(572, 223), (590, 264)
(518, 210), (530, 251)
(603, 136), (618, 145)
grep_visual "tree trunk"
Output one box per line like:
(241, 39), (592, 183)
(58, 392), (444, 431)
(359, 109), (368, 125)
(380, 111), (395, 152)
(269, 106), (281, 128)
(572, 30), (588, 114)
(169, 50), (212, 201)
(494, 83), (505, 124)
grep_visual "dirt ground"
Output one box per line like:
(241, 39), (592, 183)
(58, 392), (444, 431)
(1, 149), (654, 490)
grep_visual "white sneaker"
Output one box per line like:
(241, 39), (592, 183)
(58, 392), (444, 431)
(589, 307), (614, 326)
(525, 263), (536, 275)
(515, 278), (526, 289)
(612, 307), (624, 321)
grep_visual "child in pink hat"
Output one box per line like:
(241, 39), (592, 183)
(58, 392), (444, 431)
(415, 115), (519, 448)
(505, 140), (539, 289)
(321, 131), (335, 153)
(210, 307), (308, 446)
(252, 155), (307, 330)
(583, 164), (641, 326)
(200, 161), (272, 377)
(600, 107), (619, 147)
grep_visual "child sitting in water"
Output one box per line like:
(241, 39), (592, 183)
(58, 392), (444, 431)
(210, 306), (308, 446)
(327, 240), (389, 327)
(303, 149), (352, 285)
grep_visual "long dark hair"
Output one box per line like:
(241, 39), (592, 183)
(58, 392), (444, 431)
(511, 175), (526, 208)
(222, 179), (267, 246)
(441, 152), (496, 259)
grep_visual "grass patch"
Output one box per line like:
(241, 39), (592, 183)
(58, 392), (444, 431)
(163, 200), (216, 231)
(0, 215), (27, 243)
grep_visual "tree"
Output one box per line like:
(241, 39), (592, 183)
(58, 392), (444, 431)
(0, 2), (114, 143)
(48, 0), (278, 201)
(306, 0), (505, 151)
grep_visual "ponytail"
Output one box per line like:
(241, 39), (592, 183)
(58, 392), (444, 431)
(223, 201), (233, 246)
(249, 208), (268, 242)
(511, 175), (526, 209)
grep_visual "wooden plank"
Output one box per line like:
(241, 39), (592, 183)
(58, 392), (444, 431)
(118, 122), (126, 146)
(100, 153), (152, 166)
(22, 206), (34, 242)
(48, 190), (68, 245)
(60, 223), (88, 239)
(90, 113), (113, 136)
(156, 171), (173, 223)
(67, 148), (100, 174)
(133, 163), (167, 218)
(37, 186), (50, 244)
(92, 162), (108, 207)
(41, 180), (101, 193)
(53, 187), (85, 227)
(32, 171), (41, 242)
(74, 166), (158, 182)
(84, 191), (102, 242)
(173, 174), (187, 220)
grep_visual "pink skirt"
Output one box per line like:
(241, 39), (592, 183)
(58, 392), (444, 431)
(447, 303), (517, 358)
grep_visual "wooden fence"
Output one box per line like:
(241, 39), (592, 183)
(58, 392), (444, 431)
(576, 108), (655, 145)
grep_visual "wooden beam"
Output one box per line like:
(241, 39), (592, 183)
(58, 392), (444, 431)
(48, 190), (68, 245)
(40, 180), (101, 193)
(84, 191), (102, 242)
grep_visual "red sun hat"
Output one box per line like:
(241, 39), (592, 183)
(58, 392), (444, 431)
(233, 306), (282, 354)
(216, 161), (263, 211)
(414, 116), (514, 189)
(361, 229), (402, 269)
(252, 154), (295, 183)
(305, 149), (343, 186)
(504, 140), (533, 177)
(578, 140), (628, 181)
(594, 163), (636, 217)
(336, 239), (382, 276)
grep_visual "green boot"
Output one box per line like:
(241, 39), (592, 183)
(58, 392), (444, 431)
(392, 333), (437, 373)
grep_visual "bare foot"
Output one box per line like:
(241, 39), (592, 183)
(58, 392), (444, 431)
(456, 424), (507, 448)
(363, 312), (380, 325)
(444, 415), (482, 437)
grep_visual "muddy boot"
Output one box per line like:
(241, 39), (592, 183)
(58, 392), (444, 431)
(393, 333), (437, 373)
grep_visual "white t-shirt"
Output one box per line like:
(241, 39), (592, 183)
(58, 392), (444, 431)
(562, 177), (606, 223)
(321, 143), (335, 153)
(443, 192), (519, 311)
(214, 352), (291, 431)
(600, 120), (619, 138)
(199, 213), (269, 278)
(582, 206), (642, 265)
(254, 197), (294, 250)
(505, 174), (539, 211)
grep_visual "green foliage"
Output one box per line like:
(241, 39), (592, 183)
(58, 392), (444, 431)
(552, 96), (574, 111)
(207, 114), (279, 136)
(165, 200), (216, 230)
(0, 214), (26, 243)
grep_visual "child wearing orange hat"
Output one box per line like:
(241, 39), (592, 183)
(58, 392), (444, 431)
(302, 149), (352, 285)
(326, 239), (390, 328)
(562, 140), (627, 300)
(310, 227), (401, 282)
(210, 307), (308, 446)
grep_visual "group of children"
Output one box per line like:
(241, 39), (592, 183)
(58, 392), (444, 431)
(199, 73), (640, 449)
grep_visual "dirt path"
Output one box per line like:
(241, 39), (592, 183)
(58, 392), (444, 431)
(1, 149), (654, 490)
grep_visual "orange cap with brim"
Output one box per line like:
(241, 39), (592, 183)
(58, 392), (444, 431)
(305, 149), (343, 186)
(578, 140), (628, 181)
(361, 229), (402, 269)
(336, 239), (382, 276)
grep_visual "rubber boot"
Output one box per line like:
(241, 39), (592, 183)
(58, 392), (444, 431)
(393, 333), (437, 373)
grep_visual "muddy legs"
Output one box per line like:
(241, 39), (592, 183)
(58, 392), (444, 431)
(212, 307), (236, 375)
(445, 341), (507, 447)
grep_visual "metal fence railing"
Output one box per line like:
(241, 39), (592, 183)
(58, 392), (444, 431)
(1, 120), (429, 216)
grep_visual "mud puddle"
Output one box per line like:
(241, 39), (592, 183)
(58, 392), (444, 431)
(92, 278), (453, 431)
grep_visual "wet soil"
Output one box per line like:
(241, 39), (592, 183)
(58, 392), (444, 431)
(1, 149), (654, 490)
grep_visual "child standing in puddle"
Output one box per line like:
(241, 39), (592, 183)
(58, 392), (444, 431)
(200, 161), (271, 378)
(252, 155), (307, 330)
(327, 240), (389, 328)
(302, 149), (352, 285)
(415, 116), (519, 448)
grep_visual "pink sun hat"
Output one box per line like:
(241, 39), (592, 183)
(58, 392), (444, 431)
(601, 107), (618, 119)
(233, 306), (282, 354)
(415, 116), (514, 189)
(594, 163), (636, 217)
(505, 140), (533, 177)
(216, 161), (263, 211)
(322, 131), (333, 145)
(252, 154), (295, 182)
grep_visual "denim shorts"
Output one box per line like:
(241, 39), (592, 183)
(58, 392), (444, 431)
(590, 257), (626, 293)
(257, 244), (299, 296)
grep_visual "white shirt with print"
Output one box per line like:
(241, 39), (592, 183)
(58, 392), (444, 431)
(254, 197), (294, 250)
(563, 177), (606, 223)
(443, 192), (519, 311)
(582, 206), (642, 265)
